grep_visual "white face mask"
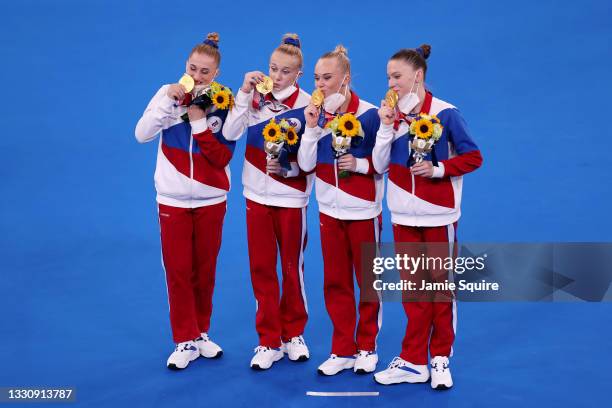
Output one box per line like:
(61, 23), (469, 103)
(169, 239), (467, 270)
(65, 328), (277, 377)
(272, 85), (297, 101)
(397, 75), (420, 114)
(323, 75), (348, 114)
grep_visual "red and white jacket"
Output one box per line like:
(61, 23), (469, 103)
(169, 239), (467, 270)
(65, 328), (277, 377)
(222, 86), (314, 208)
(298, 91), (383, 220)
(135, 84), (236, 208)
(372, 92), (483, 226)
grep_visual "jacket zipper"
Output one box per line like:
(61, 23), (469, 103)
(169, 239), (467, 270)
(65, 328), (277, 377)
(334, 158), (339, 211)
(189, 131), (194, 207)
(408, 136), (415, 195)
(264, 168), (269, 199)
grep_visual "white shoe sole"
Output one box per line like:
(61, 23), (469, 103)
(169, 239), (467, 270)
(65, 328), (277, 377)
(431, 381), (453, 390)
(167, 353), (199, 370)
(199, 348), (223, 359)
(288, 354), (309, 362)
(374, 373), (430, 385)
(354, 357), (378, 374)
(282, 344), (310, 362)
(354, 365), (376, 374)
(250, 353), (284, 370)
(317, 360), (355, 376)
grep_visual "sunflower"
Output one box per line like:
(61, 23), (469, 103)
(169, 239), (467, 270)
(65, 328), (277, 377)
(412, 118), (434, 139)
(337, 113), (361, 137)
(212, 89), (231, 109)
(263, 119), (282, 142)
(286, 128), (298, 145)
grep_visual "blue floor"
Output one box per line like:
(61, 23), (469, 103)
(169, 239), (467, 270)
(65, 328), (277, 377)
(1, 0), (611, 406)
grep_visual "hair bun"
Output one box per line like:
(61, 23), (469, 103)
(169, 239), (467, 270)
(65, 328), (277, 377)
(417, 44), (431, 59)
(203, 32), (220, 48)
(333, 44), (348, 56)
(282, 33), (301, 49)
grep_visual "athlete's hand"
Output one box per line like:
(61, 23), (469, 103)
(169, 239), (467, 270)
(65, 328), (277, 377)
(167, 84), (186, 101)
(241, 71), (266, 93)
(304, 103), (320, 128)
(411, 161), (434, 177)
(379, 100), (395, 125)
(266, 157), (282, 175)
(187, 105), (206, 122)
(337, 154), (357, 172)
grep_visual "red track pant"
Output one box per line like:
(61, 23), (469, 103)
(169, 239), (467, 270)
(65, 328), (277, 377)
(246, 199), (308, 348)
(158, 201), (226, 344)
(393, 222), (457, 365)
(319, 212), (382, 356)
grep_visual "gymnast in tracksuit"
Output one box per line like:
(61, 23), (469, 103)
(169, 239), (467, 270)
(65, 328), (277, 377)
(222, 34), (313, 370)
(298, 45), (383, 376)
(372, 45), (483, 389)
(134, 33), (236, 370)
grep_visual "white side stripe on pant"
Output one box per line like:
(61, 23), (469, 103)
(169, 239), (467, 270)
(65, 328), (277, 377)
(297, 207), (309, 314)
(447, 223), (457, 357)
(373, 217), (383, 350)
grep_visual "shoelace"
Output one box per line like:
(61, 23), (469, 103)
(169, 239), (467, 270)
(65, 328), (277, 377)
(357, 350), (373, 358)
(253, 346), (272, 354)
(388, 356), (406, 369)
(177, 342), (195, 352)
(290, 336), (305, 346)
(431, 358), (449, 372)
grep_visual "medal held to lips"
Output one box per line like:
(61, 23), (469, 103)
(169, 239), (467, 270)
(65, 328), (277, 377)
(311, 88), (324, 108)
(256, 76), (274, 95)
(179, 74), (195, 93)
(385, 88), (398, 109)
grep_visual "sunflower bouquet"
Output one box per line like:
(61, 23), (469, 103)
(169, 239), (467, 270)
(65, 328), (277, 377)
(408, 113), (443, 165)
(262, 118), (299, 171)
(326, 113), (364, 178)
(181, 81), (234, 122)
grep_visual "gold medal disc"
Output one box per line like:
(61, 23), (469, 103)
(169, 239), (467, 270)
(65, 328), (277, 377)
(256, 76), (274, 94)
(311, 88), (324, 108)
(179, 74), (195, 93)
(385, 88), (398, 109)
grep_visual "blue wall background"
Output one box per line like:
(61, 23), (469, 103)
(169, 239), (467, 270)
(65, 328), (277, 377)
(1, 0), (611, 406)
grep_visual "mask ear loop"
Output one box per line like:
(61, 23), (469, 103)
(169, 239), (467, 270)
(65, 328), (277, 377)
(293, 70), (303, 88)
(411, 81), (421, 115)
(336, 74), (349, 114)
(339, 74), (348, 98)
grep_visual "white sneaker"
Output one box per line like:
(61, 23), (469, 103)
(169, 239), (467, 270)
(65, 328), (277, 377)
(282, 336), (310, 362)
(166, 341), (199, 370)
(374, 356), (430, 385)
(250, 346), (284, 370)
(354, 350), (378, 374)
(195, 333), (223, 358)
(317, 354), (356, 376)
(430, 356), (453, 390)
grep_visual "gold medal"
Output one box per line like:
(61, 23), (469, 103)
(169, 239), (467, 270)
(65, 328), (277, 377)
(311, 88), (324, 108)
(256, 76), (274, 95)
(385, 88), (398, 109)
(179, 74), (194, 93)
